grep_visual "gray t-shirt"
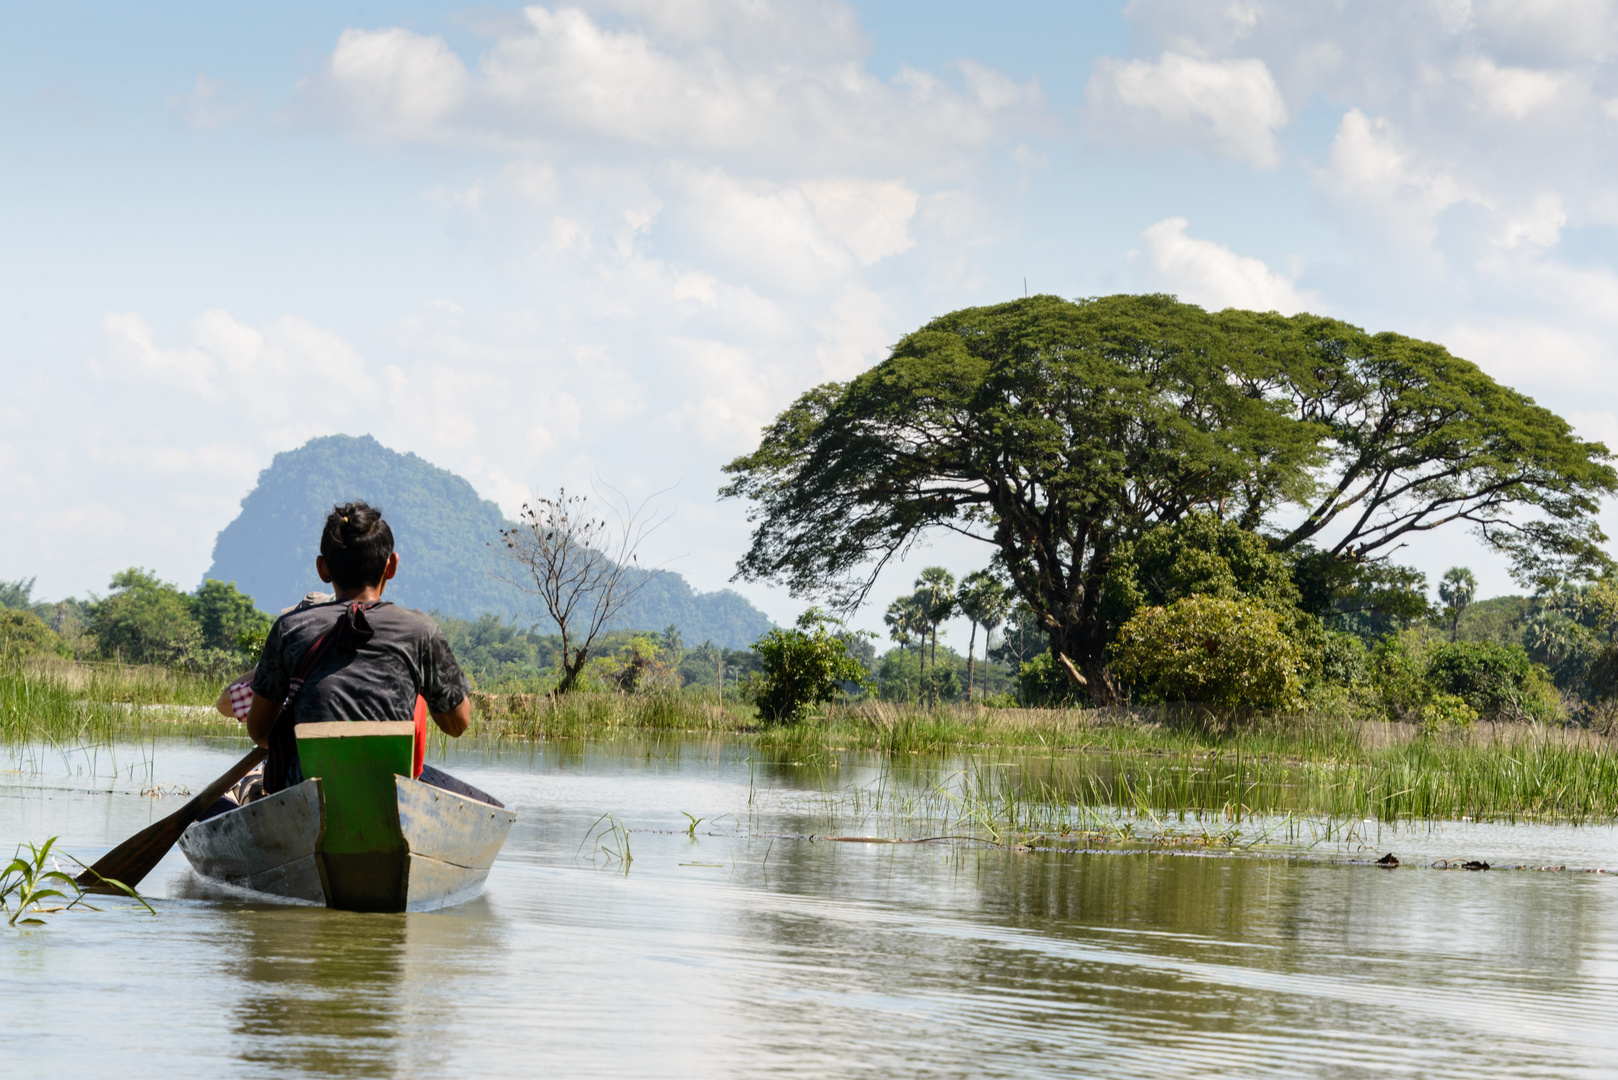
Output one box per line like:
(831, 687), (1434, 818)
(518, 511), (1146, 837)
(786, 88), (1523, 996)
(252, 600), (470, 725)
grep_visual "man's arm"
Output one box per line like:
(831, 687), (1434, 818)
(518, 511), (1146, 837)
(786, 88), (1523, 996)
(431, 696), (470, 738)
(245, 693), (282, 747)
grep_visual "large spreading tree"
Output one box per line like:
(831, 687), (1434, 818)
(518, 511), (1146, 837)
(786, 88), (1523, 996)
(721, 294), (1616, 700)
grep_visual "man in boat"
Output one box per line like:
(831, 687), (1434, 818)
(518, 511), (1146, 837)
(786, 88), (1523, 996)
(240, 501), (500, 806)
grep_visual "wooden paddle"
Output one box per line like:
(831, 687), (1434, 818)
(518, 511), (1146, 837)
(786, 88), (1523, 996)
(76, 746), (267, 892)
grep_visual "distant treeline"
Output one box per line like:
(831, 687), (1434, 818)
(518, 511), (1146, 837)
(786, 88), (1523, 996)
(0, 571), (1030, 705)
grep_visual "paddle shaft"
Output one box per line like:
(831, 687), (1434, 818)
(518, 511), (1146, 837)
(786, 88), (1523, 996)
(76, 746), (267, 890)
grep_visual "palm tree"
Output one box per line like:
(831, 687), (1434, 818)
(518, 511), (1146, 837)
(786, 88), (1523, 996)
(1437, 567), (1477, 642)
(957, 570), (1010, 702)
(884, 593), (929, 697)
(914, 567), (957, 698)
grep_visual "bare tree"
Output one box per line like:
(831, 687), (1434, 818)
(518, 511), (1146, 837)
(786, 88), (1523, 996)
(497, 486), (664, 696)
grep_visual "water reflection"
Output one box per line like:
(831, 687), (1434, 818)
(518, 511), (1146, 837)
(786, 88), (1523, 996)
(5, 738), (1618, 1078)
(225, 910), (409, 1076)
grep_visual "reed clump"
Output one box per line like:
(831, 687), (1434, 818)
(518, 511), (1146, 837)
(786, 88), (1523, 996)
(0, 656), (229, 744)
(471, 690), (757, 740)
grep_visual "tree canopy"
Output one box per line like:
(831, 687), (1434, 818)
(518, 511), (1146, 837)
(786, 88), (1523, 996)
(722, 294), (1615, 698)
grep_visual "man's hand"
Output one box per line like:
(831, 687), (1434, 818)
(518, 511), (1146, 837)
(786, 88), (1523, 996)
(431, 697), (471, 738)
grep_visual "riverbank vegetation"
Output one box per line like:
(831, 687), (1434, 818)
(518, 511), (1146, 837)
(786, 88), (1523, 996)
(10, 296), (1618, 824)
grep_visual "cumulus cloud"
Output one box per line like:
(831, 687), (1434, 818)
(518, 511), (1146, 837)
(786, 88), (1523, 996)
(303, 27), (468, 142)
(1317, 108), (1479, 247)
(1138, 217), (1316, 314)
(1084, 52), (1288, 168)
(1117, 0), (1618, 245)
(297, 3), (1043, 176)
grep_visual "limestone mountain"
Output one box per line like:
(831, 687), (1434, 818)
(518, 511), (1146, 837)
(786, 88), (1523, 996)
(204, 434), (773, 647)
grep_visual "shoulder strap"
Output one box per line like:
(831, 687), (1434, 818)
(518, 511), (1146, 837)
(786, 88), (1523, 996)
(264, 602), (371, 793)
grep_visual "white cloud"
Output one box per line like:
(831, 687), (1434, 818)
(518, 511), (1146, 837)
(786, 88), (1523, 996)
(799, 179), (918, 267)
(102, 310), (377, 423)
(298, 4), (1043, 176)
(1138, 217), (1316, 314)
(1084, 52), (1287, 168)
(1453, 55), (1566, 118)
(1318, 108), (1478, 246)
(1440, 319), (1611, 392)
(305, 27), (468, 142)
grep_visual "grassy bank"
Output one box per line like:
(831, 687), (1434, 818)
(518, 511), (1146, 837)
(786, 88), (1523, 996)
(9, 661), (1618, 825)
(0, 657), (232, 744)
(470, 693), (1618, 825)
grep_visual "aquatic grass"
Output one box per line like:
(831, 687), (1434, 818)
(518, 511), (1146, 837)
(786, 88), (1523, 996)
(579, 813), (633, 870)
(882, 737), (1618, 833)
(1, 837), (153, 926)
(0, 657), (229, 746)
(13, 655), (1618, 828)
(472, 690), (756, 741)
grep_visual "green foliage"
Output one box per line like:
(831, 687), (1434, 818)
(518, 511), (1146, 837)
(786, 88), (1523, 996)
(749, 609), (871, 723)
(1456, 595), (1532, 647)
(724, 294), (1615, 694)
(1364, 629), (1560, 723)
(0, 577), (36, 610)
(1419, 692), (1479, 736)
(989, 603), (1046, 669)
(1291, 550), (1432, 637)
(1316, 630), (1368, 686)
(597, 633), (680, 693)
(207, 433), (772, 646)
(1107, 513), (1300, 618)
(1426, 640), (1559, 723)
(883, 593), (928, 650)
(1106, 512), (1326, 670)
(913, 567), (956, 644)
(1016, 652), (1081, 708)
(1110, 596), (1305, 712)
(193, 579), (271, 652)
(1366, 630), (1440, 720)
(436, 613), (553, 691)
(87, 568), (199, 665)
(1, 837), (150, 927)
(957, 571), (1010, 635)
(0, 610), (68, 659)
(673, 640), (761, 697)
(1437, 567), (1478, 641)
(875, 644), (1005, 703)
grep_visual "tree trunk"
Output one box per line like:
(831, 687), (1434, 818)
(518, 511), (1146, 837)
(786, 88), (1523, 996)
(966, 622), (978, 702)
(1080, 656), (1124, 707)
(555, 637), (589, 696)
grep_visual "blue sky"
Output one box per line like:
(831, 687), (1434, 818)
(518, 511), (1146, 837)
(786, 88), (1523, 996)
(6, 1), (1618, 643)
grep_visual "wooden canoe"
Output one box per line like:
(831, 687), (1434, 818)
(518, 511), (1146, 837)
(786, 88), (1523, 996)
(177, 721), (516, 912)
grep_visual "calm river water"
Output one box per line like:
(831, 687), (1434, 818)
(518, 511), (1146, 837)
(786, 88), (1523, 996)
(5, 736), (1618, 1078)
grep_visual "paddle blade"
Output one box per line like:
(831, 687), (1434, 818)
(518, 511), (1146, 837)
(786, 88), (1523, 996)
(76, 747), (267, 890)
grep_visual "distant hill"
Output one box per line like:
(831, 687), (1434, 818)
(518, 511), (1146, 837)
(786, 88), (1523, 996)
(204, 434), (774, 647)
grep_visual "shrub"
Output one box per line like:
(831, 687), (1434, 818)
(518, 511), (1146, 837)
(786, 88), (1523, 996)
(1365, 630), (1435, 720)
(86, 568), (199, 664)
(193, 579), (271, 652)
(1016, 652), (1081, 707)
(1316, 630), (1368, 686)
(750, 609), (871, 723)
(1110, 596), (1305, 712)
(1420, 691), (1478, 735)
(1426, 640), (1559, 723)
(0, 610), (69, 659)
